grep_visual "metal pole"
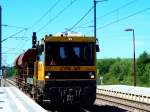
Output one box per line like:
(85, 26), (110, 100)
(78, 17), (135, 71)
(94, 0), (96, 39)
(125, 28), (136, 86)
(0, 6), (1, 87)
(0, 6), (1, 70)
(132, 30), (136, 86)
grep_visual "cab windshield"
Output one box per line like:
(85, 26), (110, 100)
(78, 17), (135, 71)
(45, 42), (94, 66)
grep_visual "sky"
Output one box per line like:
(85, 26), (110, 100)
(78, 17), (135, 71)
(0, 0), (150, 66)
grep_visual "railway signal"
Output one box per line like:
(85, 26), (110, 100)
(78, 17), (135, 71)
(32, 32), (37, 48)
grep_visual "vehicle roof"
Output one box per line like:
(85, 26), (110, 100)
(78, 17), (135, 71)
(44, 35), (96, 42)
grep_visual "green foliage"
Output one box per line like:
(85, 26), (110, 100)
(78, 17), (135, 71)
(97, 51), (150, 87)
(136, 51), (150, 86)
(98, 59), (132, 85)
(4, 67), (16, 78)
(97, 58), (116, 75)
(109, 59), (131, 82)
(137, 51), (150, 64)
(103, 73), (118, 85)
(143, 64), (150, 86)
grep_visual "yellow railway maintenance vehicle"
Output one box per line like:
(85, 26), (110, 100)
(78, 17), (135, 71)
(14, 32), (99, 108)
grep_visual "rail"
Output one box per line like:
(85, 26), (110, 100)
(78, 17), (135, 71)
(5, 78), (16, 86)
(6, 79), (150, 111)
(6, 77), (28, 91)
(97, 89), (150, 104)
(96, 88), (150, 112)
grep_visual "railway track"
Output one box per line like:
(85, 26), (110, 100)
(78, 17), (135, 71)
(96, 89), (150, 112)
(4, 79), (16, 87)
(5, 78), (129, 112)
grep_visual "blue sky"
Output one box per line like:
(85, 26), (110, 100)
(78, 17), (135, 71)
(0, 0), (150, 66)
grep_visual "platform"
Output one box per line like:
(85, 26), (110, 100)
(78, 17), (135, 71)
(0, 87), (47, 112)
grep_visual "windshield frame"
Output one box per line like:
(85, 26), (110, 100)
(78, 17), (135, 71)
(45, 42), (95, 66)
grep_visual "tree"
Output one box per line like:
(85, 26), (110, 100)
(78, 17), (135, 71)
(97, 59), (115, 75)
(99, 58), (132, 85)
(96, 52), (150, 87)
(143, 64), (150, 86)
(97, 59), (116, 85)
(137, 51), (150, 86)
(4, 67), (16, 78)
(108, 59), (131, 84)
(137, 51), (150, 65)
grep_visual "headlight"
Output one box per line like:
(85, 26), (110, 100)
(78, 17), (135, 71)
(45, 75), (49, 79)
(89, 72), (95, 79)
(45, 72), (51, 79)
(90, 75), (95, 79)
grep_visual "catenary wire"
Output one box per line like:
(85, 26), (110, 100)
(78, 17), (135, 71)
(30, 0), (60, 29)
(97, 7), (150, 30)
(2, 28), (28, 42)
(36, 0), (77, 33)
(1, 24), (28, 29)
(67, 6), (94, 32)
(2, 1), (60, 42)
(75, 0), (138, 29)
(86, 7), (150, 34)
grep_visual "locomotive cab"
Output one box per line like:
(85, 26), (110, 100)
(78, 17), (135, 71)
(35, 35), (97, 107)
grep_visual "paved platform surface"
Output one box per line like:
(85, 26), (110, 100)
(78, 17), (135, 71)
(0, 87), (47, 112)
(97, 85), (150, 97)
